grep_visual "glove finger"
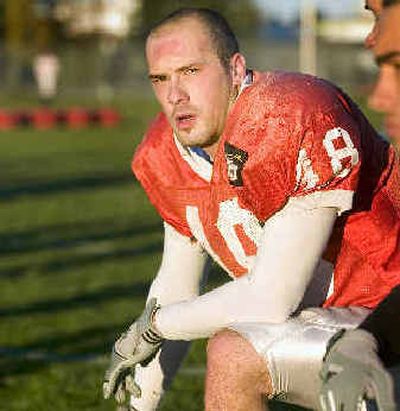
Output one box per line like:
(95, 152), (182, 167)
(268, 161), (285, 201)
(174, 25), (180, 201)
(357, 399), (368, 411)
(368, 371), (396, 411)
(115, 380), (127, 404)
(321, 373), (365, 411)
(344, 381), (367, 411)
(318, 392), (332, 411)
(103, 381), (112, 399)
(125, 373), (142, 398)
(103, 363), (125, 399)
(319, 385), (342, 411)
(110, 354), (143, 401)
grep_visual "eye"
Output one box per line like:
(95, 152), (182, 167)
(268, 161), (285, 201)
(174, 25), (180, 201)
(376, 52), (400, 67)
(150, 75), (167, 85)
(184, 67), (198, 75)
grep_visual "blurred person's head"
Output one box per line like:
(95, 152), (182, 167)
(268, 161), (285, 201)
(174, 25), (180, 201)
(365, 0), (400, 144)
(145, 8), (246, 157)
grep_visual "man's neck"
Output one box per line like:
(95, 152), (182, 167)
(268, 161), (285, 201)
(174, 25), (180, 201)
(192, 70), (254, 162)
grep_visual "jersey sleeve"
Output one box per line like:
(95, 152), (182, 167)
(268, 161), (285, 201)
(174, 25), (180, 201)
(291, 99), (362, 214)
(222, 74), (364, 221)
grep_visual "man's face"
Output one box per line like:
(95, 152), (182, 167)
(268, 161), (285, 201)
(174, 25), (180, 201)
(146, 18), (242, 156)
(367, 3), (400, 143)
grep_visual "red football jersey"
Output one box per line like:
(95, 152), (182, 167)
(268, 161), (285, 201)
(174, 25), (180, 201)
(133, 71), (400, 309)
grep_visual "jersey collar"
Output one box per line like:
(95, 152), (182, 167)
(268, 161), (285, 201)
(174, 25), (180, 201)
(172, 69), (254, 182)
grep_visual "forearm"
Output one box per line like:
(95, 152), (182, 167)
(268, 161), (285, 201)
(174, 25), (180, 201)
(359, 284), (400, 360)
(155, 199), (337, 340)
(147, 222), (207, 303)
(132, 222), (207, 410)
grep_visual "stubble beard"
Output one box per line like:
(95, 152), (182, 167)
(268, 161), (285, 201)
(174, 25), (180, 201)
(178, 125), (220, 151)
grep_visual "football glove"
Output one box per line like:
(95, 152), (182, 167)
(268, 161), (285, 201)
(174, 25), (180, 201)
(319, 329), (396, 411)
(103, 298), (163, 405)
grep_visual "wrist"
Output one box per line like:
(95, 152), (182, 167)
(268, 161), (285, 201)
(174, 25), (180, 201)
(323, 328), (346, 361)
(150, 304), (163, 339)
(324, 328), (379, 362)
(342, 328), (379, 349)
(332, 328), (380, 359)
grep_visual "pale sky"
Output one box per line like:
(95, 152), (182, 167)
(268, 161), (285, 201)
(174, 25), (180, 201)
(254, 0), (368, 23)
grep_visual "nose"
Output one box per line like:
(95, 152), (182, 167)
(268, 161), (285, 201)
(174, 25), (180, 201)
(368, 65), (398, 113)
(167, 77), (189, 106)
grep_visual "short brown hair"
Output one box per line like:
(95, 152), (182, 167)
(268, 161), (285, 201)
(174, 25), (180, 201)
(149, 8), (240, 72)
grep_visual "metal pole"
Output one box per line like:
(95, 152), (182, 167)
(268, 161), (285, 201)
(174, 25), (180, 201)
(299, 0), (317, 75)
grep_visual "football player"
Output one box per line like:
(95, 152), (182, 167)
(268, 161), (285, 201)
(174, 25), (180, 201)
(367, 0), (400, 146)
(319, 1), (400, 410)
(103, 8), (400, 411)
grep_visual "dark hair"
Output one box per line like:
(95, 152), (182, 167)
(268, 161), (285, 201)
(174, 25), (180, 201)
(149, 8), (239, 71)
(383, 0), (400, 7)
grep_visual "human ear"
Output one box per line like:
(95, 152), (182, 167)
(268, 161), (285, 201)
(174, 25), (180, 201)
(229, 53), (247, 87)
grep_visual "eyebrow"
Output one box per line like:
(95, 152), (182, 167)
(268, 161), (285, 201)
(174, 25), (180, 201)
(177, 63), (201, 73)
(375, 51), (400, 66)
(383, 0), (400, 8)
(148, 62), (204, 80)
(148, 73), (167, 81)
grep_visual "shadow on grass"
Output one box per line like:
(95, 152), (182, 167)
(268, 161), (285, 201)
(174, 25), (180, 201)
(0, 219), (162, 255)
(0, 172), (136, 202)
(0, 322), (189, 381)
(0, 321), (133, 364)
(0, 240), (163, 281)
(0, 280), (152, 318)
(0, 215), (164, 281)
(0, 315), (135, 381)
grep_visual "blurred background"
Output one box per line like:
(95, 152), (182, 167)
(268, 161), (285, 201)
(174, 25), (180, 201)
(0, 0), (380, 102)
(0, 1), (383, 411)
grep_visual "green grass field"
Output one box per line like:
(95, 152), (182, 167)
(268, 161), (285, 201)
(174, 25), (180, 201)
(0, 95), (382, 411)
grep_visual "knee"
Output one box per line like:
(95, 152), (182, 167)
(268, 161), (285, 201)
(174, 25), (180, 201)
(207, 330), (238, 371)
(207, 329), (241, 374)
(206, 329), (272, 393)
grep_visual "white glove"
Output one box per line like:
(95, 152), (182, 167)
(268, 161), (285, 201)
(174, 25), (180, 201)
(103, 298), (163, 406)
(319, 329), (396, 411)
